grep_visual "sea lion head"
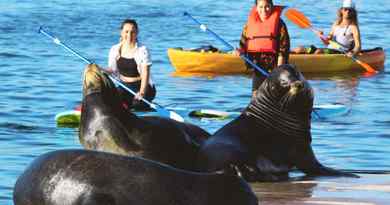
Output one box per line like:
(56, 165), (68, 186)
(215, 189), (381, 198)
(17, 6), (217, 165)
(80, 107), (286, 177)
(256, 64), (314, 116)
(81, 63), (127, 118)
(82, 64), (117, 98)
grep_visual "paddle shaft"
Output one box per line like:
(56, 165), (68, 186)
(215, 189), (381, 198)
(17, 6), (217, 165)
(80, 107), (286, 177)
(291, 168), (390, 175)
(340, 169), (390, 175)
(38, 27), (176, 113)
(183, 12), (269, 77)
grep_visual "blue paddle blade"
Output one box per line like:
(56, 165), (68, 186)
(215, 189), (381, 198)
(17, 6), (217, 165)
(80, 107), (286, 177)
(313, 104), (349, 119)
(150, 104), (185, 122)
(168, 110), (185, 122)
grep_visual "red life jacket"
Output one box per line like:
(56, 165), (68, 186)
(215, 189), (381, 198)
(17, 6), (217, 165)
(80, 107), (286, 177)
(245, 5), (284, 53)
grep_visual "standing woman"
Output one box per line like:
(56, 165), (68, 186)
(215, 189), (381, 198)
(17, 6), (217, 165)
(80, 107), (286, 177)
(235, 0), (290, 98)
(108, 19), (156, 110)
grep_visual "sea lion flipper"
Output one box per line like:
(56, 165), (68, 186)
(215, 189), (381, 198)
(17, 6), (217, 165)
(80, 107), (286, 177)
(294, 145), (359, 178)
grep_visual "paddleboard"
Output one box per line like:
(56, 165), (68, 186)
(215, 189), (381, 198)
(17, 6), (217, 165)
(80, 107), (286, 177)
(55, 107), (156, 127)
(55, 103), (349, 127)
(55, 110), (81, 127)
(188, 104), (349, 120)
(54, 109), (152, 126)
(188, 109), (240, 119)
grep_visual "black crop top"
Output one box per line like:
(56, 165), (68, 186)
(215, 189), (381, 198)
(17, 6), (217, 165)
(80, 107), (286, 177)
(117, 57), (140, 77)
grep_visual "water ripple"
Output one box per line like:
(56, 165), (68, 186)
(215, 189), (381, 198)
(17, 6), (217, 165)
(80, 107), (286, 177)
(0, 122), (48, 134)
(0, 52), (30, 59)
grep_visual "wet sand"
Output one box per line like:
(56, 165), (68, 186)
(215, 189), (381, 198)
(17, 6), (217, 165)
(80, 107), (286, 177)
(252, 174), (390, 205)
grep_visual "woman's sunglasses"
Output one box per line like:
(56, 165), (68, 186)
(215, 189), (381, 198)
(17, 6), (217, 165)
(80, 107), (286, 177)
(342, 7), (353, 12)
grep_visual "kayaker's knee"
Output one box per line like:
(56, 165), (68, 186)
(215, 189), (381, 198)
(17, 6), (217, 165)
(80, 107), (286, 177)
(291, 46), (306, 54)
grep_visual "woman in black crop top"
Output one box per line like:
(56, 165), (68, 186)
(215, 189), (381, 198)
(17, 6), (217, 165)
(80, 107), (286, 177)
(108, 19), (156, 110)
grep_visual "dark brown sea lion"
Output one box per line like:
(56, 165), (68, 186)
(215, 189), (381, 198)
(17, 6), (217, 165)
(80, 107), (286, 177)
(13, 149), (258, 205)
(197, 64), (357, 181)
(79, 64), (210, 171)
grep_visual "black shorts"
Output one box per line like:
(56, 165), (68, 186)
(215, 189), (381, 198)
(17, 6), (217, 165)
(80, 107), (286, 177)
(245, 53), (274, 92)
(117, 81), (156, 110)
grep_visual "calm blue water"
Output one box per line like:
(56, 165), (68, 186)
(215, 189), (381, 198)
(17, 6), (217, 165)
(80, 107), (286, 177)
(1, 0), (390, 203)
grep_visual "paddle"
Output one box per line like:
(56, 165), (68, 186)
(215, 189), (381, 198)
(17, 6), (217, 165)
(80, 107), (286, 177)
(285, 8), (377, 73)
(38, 27), (185, 122)
(183, 12), (269, 77)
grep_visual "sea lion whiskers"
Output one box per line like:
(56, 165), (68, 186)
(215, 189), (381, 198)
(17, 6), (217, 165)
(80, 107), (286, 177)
(279, 90), (294, 110)
(279, 79), (307, 111)
(289, 80), (304, 95)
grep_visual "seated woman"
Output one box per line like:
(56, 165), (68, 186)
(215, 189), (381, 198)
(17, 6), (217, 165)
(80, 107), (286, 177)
(292, 0), (361, 57)
(108, 19), (156, 110)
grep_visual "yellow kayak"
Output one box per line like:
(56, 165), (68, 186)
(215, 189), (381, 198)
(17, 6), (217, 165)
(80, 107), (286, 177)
(167, 47), (385, 75)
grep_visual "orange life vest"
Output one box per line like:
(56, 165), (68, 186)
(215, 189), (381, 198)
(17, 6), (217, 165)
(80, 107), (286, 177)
(245, 5), (284, 53)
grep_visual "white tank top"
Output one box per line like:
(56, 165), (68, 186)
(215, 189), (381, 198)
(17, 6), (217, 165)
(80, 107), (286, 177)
(328, 25), (354, 51)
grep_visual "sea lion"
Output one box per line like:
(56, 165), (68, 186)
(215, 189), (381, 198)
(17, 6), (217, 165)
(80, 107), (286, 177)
(197, 64), (357, 181)
(13, 149), (258, 205)
(79, 64), (210, 171)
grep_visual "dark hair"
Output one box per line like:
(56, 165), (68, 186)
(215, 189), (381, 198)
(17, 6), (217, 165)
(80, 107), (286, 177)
(255, 0), (273, 6)
(120, 19), (138, 33)
(336, 7), (358, 25)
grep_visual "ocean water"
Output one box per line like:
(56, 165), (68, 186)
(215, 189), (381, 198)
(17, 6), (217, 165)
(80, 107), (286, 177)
(1, 0), (390, 204)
